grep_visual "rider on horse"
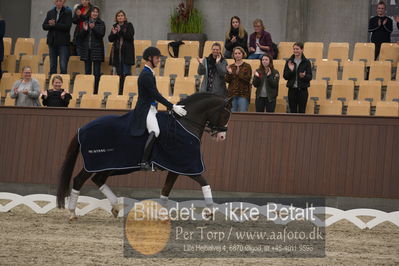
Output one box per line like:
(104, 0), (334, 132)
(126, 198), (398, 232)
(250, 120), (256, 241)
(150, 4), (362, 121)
(131, 47), (187, 170)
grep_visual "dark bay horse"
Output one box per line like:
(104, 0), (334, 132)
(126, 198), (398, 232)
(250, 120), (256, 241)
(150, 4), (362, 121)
(56, 93), (231, 220)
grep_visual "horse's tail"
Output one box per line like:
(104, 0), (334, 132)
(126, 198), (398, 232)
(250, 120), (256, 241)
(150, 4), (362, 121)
(57, 134), (79, 209)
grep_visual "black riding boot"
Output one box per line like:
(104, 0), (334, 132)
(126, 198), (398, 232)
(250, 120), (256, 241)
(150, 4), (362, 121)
(140, 131), (156, 171)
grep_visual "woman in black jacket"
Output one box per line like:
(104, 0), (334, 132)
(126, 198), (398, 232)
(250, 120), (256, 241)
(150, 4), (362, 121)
(42, 75), (72, 107)
(72, 0), (93, 56)
(108, 10), (135, 95)
(224, 16), (248, 59)
(79, 6), (105, 94)
(283, 42), (312, 113)
(252, 54), (279, 112)
(0, 16), (5, 80)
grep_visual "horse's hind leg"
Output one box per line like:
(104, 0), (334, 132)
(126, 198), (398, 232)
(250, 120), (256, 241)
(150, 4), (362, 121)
(91, 171), (119, 217)
(188, 175), (214, 207)
(68, 169), (93, 221)
(160, 172), (179, 205)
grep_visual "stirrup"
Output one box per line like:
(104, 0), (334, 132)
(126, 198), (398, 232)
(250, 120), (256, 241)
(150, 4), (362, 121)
(140, 162), (154, 171)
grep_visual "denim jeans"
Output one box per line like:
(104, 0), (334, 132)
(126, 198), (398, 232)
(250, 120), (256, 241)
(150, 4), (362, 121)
(49, 45), (69, 75)
(247, 53), (264, 59)
(116, 63), (132, 76)
(84, 50), (102, 94)
(231, 96), (249, 112)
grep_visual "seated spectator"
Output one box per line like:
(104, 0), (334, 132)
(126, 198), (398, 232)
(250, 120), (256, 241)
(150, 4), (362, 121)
(252, 54), (279, 112)
(225, 47), (252, 112)
(42, 0), (72, 75)
(224, 16), (248, 59)
(42, 75), (72, 107)
(283, 42), (312, 113)
(10, 66), (41, 107)
(0, 15), (5, 80)
(108, 10), (135, 95)
(72, 0), (93, 56)
(248, 18), (274, 59)
(79, 6), (105, 94)
(197, 42), (228, 97)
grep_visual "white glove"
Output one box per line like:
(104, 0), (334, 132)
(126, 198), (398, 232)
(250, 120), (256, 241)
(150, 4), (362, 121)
(172, 104), (187, 116)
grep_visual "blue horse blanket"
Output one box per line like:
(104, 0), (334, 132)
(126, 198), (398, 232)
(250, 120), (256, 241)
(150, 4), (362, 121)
(78, 111), (204, 176)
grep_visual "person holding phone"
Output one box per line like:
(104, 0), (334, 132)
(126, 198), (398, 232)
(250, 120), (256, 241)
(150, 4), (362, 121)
(10, 66), (41, 107)
(252, 54), (279, 112)
(283, 42), (312, 113)
(72, 0), (93, 56)
(42, 75), (72, 107)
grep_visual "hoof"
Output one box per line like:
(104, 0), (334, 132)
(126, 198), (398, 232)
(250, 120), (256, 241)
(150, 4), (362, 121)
(69, 210), (77, 222)
(111, 206), (120, 218)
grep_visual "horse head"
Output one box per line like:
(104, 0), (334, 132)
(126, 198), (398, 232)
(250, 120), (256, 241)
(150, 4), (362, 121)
(177, 93), (232, 141)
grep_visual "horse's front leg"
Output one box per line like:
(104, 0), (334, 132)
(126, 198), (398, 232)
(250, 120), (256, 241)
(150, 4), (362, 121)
(160, 171), (179, 205)
(188, 175), (213, 208)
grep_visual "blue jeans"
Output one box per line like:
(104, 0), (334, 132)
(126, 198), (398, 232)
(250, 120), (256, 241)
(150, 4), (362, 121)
(247, 53), (264, 59)
(231, 96), (249, 112)
(49, 45), (69, 74)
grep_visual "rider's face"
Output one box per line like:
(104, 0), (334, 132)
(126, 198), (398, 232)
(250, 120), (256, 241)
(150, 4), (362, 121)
(150, 56), (161, 68)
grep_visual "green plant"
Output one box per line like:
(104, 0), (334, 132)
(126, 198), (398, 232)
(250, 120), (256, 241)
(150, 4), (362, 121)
(169, 2), (203, 33)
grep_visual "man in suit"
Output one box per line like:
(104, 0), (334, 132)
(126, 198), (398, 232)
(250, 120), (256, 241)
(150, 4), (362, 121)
(130, 47), (187, 170)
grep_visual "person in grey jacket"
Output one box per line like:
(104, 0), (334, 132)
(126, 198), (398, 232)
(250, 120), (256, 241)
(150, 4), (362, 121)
(252, 54), (279, 112)
(10, 66), (41, 107)
(197, 42), (228, 97)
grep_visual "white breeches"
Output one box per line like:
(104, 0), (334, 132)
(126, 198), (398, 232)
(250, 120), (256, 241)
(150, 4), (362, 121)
(146, 105), (160, 137)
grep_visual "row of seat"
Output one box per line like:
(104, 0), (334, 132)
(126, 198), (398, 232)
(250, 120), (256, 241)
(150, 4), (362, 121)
(3, 38), (399, 66)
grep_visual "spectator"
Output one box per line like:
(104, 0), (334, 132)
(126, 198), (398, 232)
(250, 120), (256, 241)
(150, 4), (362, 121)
(396, 16), (399, 45)
(252, 54), (279, 112)
(368, 1), (393, 60)
(0, 15), (5, 80)
(72, 0), (93, 56)
(42, 0), (72, 75)
(79, 6), (105, 94)
(42, 75), (72, 107)
(197, 42), (228, 97)
(108, 10), (135, 95)
(225, 47), (252, 112)
(248, 18), (274, 59)
(283, 42), (312, 113)
(10, 66), (41, 107)
(224, 16), (248, 59)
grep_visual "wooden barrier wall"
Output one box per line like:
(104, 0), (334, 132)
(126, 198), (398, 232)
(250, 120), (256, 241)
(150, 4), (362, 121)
(0, 106), (398, 199)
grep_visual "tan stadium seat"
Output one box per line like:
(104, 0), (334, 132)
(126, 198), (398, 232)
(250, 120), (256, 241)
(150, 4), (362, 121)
(67, 56), (85, 75)
(316, 60), (338, 83)
(79, 94), (103, 108)
(43, 56), (51, 76)
(4, 92), (16, 106)
(49, 74), (71, 91)
(375, 101), (399, 117)
(358, 80), (381, 104)
(385, 81), (399, 101)
(164, 58), (185, 77)
(277, 80), (288, 100)
(369, 61), (391, 86)
(277, 42), (295, 60)
(156, 76), (171, 96)
(156, 40), (172, 57)
(73, 74), (95, 95)
(318, 99), (342, 115)
(327, 42), (349, 65)
(37, 38), (49, 60)
(31, 74), (46, 91)
(342, 61), (365, 85)
(202, 41), (224, 58)
(123, 76), (139, 96)
(0, 73), (20, 96)
(134, 40), (152, 57)
(347, 100), (370, 116)
(188, 58), (199, 77)
(396, 62), (399, 81)
(19, 55), (40, 73)
(353, 43), (375, 66)
(275, 98), (287, 113)
(105, 42), (113, 58)
(101, 57), (113, 75)
(1, 55), (17, 73)
(306, 100), (316, 114)
(179, 40), (200, 58)
(243, 59), (259, 73)
(106, 95), (130, 109)
(304, 42), (324, 66)
(330, 80), (355, 103)
(308, 80), (327, 102)
(14, 38), (35, 57)
(3, 37), (12, 56)
(97, 75), (120, 95)
(131, 95), (138, 110)
(174, 76), (196, 98)
(379, 43), (399, 66)
(226, 59), (235, 66)
(273, 59), (285, 77)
